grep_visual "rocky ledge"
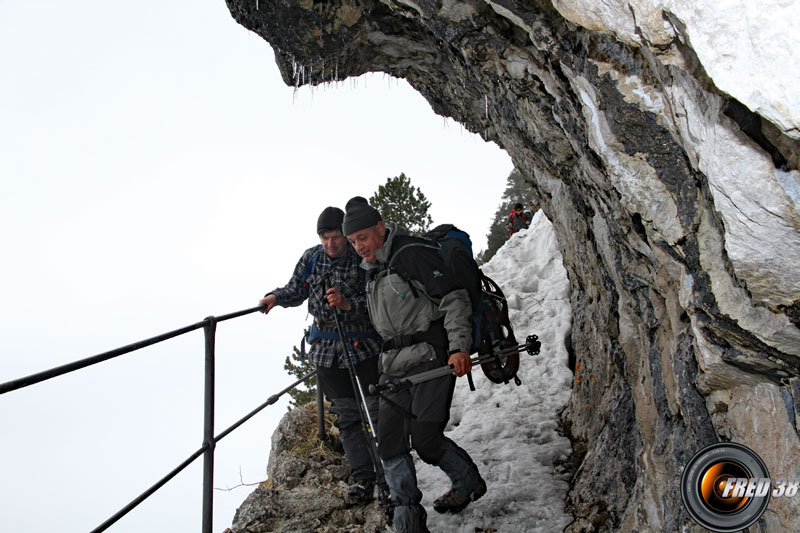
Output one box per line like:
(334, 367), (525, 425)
(228, 403), (388, 533)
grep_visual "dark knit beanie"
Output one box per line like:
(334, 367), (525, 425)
(342, 196), (382, 235)
(317, 206), (345, 235)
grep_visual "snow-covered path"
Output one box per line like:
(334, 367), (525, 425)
(416, 212), (574, 532)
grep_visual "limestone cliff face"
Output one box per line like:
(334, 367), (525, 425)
(225, 1), (800, 530)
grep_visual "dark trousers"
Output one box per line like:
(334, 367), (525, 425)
(317, 358), (382, 482)
(376, 359), (456, 463)
(377, 359), (481, 533)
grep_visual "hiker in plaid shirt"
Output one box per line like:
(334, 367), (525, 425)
(259, 206), (388, 506)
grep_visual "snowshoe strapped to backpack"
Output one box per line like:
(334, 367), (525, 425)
(390, 224), (520, 384)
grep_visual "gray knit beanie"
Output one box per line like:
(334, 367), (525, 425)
(342, 196), (382, 235)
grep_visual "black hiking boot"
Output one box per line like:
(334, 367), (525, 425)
(432, 476), (487, 514)
(345, 479), (375, 505)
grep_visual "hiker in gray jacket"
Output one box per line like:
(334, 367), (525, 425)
(343, 196), (486, 533)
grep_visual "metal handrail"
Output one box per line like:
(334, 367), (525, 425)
(0, 303), (313, 533)
(0, 305), (265, 395)
(90, 368), (317, 533)
(0, 321), (206, 395)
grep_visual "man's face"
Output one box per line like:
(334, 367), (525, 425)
(347, 222), (386, 263)
(319, 229), (347, 258)
(515, 207), (523, 214)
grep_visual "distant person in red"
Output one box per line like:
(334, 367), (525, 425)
(506, 203), (528, 235)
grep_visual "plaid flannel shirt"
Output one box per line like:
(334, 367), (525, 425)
(269, 244), (381, 368)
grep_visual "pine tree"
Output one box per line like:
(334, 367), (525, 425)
(282, 327), (318, 409)
(369, 173), (433, 236)
(477, 169), (534, 264)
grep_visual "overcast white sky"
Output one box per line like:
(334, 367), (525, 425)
(0, 0), (513, 531)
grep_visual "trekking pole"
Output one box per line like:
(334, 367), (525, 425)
(331, 304), (380, 442)
(325, 278), (384, 479)
(371, 334), (541, 394)
(330, 303), (386, 486)
(323, 273), (380, 442)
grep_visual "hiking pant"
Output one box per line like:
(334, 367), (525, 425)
(378, 359), (482, 532)
(317, 358), (383, 483)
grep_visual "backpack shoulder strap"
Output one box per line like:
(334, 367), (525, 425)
(387, 235), (436, 269)
(300, 244), (323, 284)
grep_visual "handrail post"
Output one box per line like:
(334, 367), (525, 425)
(202, 316), (217, 533)
(316, 385), (326, 442)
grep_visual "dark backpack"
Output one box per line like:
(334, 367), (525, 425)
(389, 224), (520, 383)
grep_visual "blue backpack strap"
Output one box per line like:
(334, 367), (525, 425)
(308, 322), (325, 343)
(300, 329), (308, 365)
(298, 246), (322, 364)
(300, 245), (323, 284)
